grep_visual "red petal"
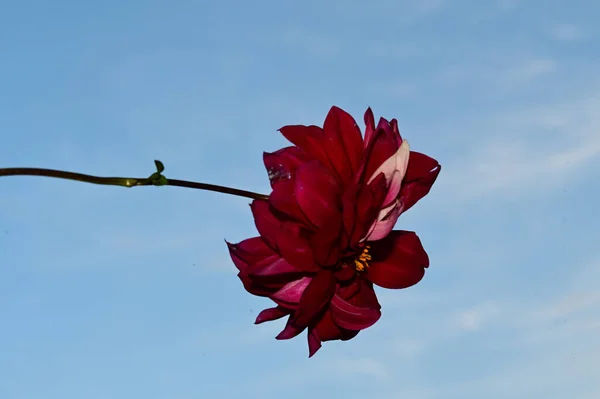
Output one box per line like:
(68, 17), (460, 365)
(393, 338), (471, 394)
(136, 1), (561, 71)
(321, 106), (364, 182)
(330, 292), (381, 330)
(247, 255), (302, 279)
(365, 230), (430, 289)
(308, 329), (322, 357)
(269, 177), (311, 225)
(226, 237), (273, 272)
(399, 151), (441, 214)
(276, 221), (319, 271)
(307, 308), (360, 357)
(294, 161), (342, 228)
(291, 270), (336, 328)
(315, 308), (361, 340)
(263, 147), (312, 187)
(278, 124), (335, 172)
(276, 317), (305, 340)
(272, 277), (312, 308)
(250, 200), (281, 249)
(342, 174), (387, 248)
(255, 306), (290, 324)
(308, 219), (343, 267)
(363, 108), (376, 147)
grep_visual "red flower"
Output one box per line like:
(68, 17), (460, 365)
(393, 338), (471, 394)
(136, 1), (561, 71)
(227, 106), (440, 356)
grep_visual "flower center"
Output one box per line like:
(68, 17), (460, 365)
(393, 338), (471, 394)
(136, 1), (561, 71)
(354, 245), (372, 272)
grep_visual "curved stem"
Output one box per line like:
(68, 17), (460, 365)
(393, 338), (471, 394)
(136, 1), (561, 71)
(0, 167), (268, 201)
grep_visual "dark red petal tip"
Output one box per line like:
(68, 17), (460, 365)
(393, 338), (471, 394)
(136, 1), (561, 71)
(399, 152), (441, 213)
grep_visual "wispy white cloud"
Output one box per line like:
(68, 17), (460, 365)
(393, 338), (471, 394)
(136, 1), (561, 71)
(369, 256), (600, 398)
(436, 89), (600, 202)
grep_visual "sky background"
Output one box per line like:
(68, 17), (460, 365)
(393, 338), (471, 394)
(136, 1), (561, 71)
(1, 0), (599, 398)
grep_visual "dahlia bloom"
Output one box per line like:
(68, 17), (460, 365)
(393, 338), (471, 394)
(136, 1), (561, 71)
(227, 106), (440, 356)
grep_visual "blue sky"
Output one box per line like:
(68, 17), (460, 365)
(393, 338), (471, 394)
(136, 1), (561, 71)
(1, 0), (599, 398)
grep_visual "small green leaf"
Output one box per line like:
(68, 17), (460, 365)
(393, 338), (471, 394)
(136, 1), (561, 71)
(154, 160), (165, 173)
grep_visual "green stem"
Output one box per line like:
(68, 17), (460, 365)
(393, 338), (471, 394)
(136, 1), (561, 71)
(0, 165), (268, 201)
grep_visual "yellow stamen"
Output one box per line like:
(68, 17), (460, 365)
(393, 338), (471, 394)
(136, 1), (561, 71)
(354, 245), (371, 272)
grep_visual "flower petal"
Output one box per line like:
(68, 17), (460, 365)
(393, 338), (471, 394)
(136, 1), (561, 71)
(368, 140), (410, 205)
(361, 141), (411, 242)
(342, 174), (387, 248)
(307, 308), (360, 357)
(255, 306), (290, 324)
(278, 124), (336, 173)
(360, 121), (401, 184)
(263, 147), (312, 187)
(364, 200), (402, 242)
(330, 293), (381, 330)
(291, 270), (336, 328)
(308, 329), (322, 357)
(269, 177), (311, 225)
(276, 317), (304, 340)
(295, 160), (342, 228)
(363, 107), (376, 148)
(247, 255), (302, 278)
(365, 230), (430, 289)
(250, 199), (280, 249)
(272, 277), (312, 308)
(276, 221), (319, 271)
(330, 278), (381, 330)
(226, 237), (273, 272)
(279, 107), (364, 184)
(399, 151), (441, 214)
(308, 219), (343, 267)
(321, 106), (364, 181)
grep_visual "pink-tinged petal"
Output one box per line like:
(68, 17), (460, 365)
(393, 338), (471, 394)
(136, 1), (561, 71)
(370, 201), (402, 240)
(276, 317), (305, 340)
(399, 151), (441, 214)
(363, 201), (402, 242)
(367, 139), (409, 183)
(291, 270), (336, 328)
(276, 221), (319, 271)
(381, 170), (402, 207)
(365, 230), (430, 289)
(295, 161), (342, 228)
(250, 200), (281, 249)
(255, 306), (290, 324)
(363, 108), (376, 147)
(247, 255), (302, 278)
(272, 277), (312, 308)
(263, 147), (312, 187)
(321, 106), (364, 181)
(308, 329), (322, 357)
(330, 293), (381, 330)
(367, 140), (410, 205)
